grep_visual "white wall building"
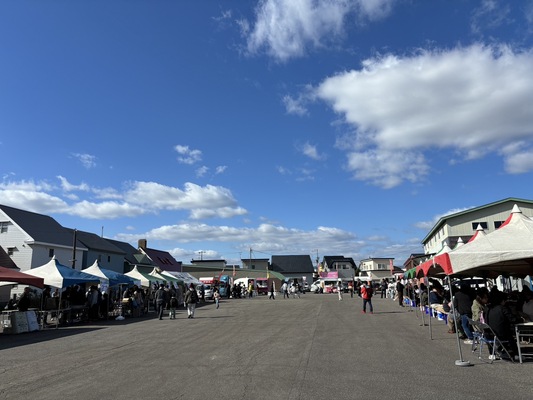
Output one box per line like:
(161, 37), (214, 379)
(422, 198), (533, 255)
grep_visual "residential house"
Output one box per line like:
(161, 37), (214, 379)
(241, 258), (269, 270)
(321, 255), (356, 282)
(62, 228), (126, 273)
(0, 204), (87, 271)
(358, 257), (395, 281)
(105, 238), (143, 273)
(270, 255), (314, 285)
(190, 258), (227, 270)
(138, 239), (182, 272)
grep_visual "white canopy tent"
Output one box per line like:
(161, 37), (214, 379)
(124, 266), (159, 288)
(442, 205), (533, 278)
(22, 257), (101, 289)
(161, 271), (202, 286)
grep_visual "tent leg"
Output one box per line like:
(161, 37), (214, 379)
(448, 276), (471, 367)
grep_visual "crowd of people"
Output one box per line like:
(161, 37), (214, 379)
(391, 277), (533, 360)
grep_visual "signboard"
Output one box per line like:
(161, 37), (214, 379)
(319, 271), (338, 279)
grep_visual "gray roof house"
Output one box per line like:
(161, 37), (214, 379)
(322, 255), (356, 281)
(270, 255), (314, 284)
(138, 239), (182, 273)
(64, 228), (126, 273)
(0, 204), (87, 271)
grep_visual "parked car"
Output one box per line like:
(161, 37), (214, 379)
(310, 281), (322, 293)
(197, 284), (214, 301)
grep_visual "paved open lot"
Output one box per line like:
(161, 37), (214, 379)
(1, 293), (531, 400)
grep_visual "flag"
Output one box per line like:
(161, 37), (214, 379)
(266, 265), (270, 279)
(389, 259), (394, 274)
(232, 264), (236, 277)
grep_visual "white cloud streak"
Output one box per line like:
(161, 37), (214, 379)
(72, 153), (97, 169)
(245, 0), (397, 61)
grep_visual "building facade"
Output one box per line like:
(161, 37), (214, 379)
(422, 198), (533, 255)
(358, 257), (395, 281)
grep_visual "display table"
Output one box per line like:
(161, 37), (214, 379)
(1, 310), (39, 334)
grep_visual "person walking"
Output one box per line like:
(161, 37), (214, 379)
(396, 279), (405, 307)
(248, 281), (254, 299)
(361, 281), (374, 314)
(169, 295), (178, 319)
(154, 284), (167, 320)
(380, 279), (387, 299)
(214, 288), (221, 309)
(282, 281), (289, 299)
(337, 280), (343, 301)
(269, 282), (275, 300)
(184, 283), (199, 318)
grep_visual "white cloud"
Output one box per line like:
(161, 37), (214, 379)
(471, 0), (512, 36)
(245, 0), (397, 61)
(117, 222), (363, 258)
(57, 175), (90, 192)
(315, 44), (533, 188)
(68, 200), (145, 219)
(283, 94), (308, 116)
(72, 153), (96, 169)
(215, 165), (227, 174)
(502, 150), (533, 174)
(196, 166), (209, 178)
(300, 142), (325, 160)
(414, 207), (473, 230)
(189, 206), (248, 220)
(276, 166), (291, 175)
(175, 145), (202, 164)
(0, 177), (247, 221)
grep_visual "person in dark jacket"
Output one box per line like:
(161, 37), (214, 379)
(454, 284), (474, 343)
(17, 287), (32, 312)
(485, 290), (519, 358)
(154, 285), (167, 320)
(396, 280), (405, 306)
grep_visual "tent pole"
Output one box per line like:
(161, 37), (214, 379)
(448, 276), (471, 367)
(55, 291), (62, 330)
(412, 283), (419, 319)
(420, 280), (427, 327)
(427, 281), (433, 339)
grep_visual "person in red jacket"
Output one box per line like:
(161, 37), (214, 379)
(361, 281), (374, 314)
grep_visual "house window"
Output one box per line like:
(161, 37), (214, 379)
(494, 221), (505, 229)
(471, 222), (488, 230)
(107, 255), (111, 262)
(7, 247), (15, 256)
(0, 221), (8, 233)
(48, 248), (54, 258)
(377, 263), (386, 270)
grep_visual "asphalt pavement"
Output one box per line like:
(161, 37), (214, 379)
(0, 292), (531, 400)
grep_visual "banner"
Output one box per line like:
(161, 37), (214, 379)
(319, 271), (338, 279)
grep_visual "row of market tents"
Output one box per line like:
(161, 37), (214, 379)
(0, 257), (203, 291)
(404, 204), (533, 282)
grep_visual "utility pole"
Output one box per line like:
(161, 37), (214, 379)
(71, 229), (77, 269)
(198, 250), (205, 260)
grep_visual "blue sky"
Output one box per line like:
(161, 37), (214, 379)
(2, 0), (533, 267)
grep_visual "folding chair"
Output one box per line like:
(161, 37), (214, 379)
(468, 318), (514, 363)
